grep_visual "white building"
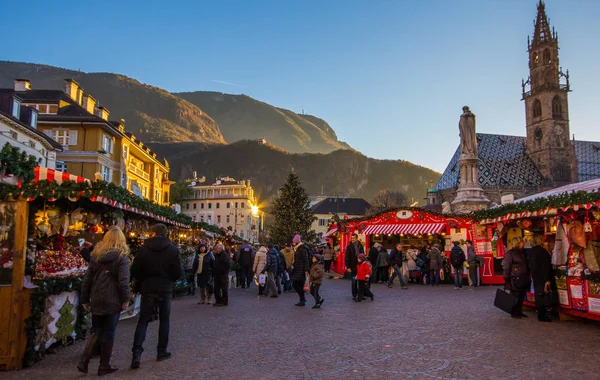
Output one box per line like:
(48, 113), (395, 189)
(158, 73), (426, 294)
(0, 84), (62, 169)
(180, 176), (261, 242)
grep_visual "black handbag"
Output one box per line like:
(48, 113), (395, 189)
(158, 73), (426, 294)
(494, 288), (518, 314)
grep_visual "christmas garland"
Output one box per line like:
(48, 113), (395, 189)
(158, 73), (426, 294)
(0, 143), (40, 183)
(23, 276), (88, 368)
(343, 206), (467, 224)
(0, 179), (192, 226)
(472, 189), (600, 221)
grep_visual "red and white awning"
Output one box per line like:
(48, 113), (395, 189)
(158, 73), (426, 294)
(362, 223), (446, 236)
(323, 228), (337, 238)
(34, 167), (91, 185)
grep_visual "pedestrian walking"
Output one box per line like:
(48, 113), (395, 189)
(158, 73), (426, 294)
(276, 245), (286, 294)
(466, 240), (480, 289)
(428, 244), (443, 287)
(309, 253), (325, 308)
(529, 234), (556, 322)
(78, 226), (130, 376)
(253, 246), (268, 295)
(355, 254), (374, 302)
(450, 241), (466, 289)
(323, 243), (334, 273)
(263, 245), (280, 298)
(387, 243), (408, 289)
(290, 235), (311, 306)
(192, 243), (215, 304)
(237, 243), (254, 288)
(130, 224), (182, 370)
(213, 244), (231, 306)
(345, 233), (364, 300)
(503, 237), (530, 319)
(376, 244), (389, 283)
(282, 243), (294, 292)
(368, 242), (379, 284)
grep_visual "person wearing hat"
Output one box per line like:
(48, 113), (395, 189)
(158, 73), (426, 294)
(355, 254), (374, 302)
(192, 243), (215, 305)
(428, 244), (444, 287)
(309, 253), (325, 308)
(130, 223), (182, 369)
(290, 234), (311, 306)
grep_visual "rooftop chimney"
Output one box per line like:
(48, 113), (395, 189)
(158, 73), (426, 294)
(82, 94), (96, 114)
(94, 106), (110, 120)
(64, 79), (81, 102)
(14, 79), (31, 91)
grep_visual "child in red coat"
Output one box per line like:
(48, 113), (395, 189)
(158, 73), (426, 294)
(355, 254), (374, 302)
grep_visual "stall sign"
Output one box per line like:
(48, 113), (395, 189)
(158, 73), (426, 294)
(586, 280), (600, 315)
(567, 277), (588, 311)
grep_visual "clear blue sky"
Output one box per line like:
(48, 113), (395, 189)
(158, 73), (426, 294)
(3, 0), (599, 173)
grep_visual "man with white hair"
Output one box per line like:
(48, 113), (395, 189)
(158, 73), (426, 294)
(213, 244), (231, 307)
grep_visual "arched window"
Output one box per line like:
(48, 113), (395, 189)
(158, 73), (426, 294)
(533, 99), (542, 118)
(552, 96), (562, 119)
(543, 49), (551, 63)
(533, 51), (539, 64)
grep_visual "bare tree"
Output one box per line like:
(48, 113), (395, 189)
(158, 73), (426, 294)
(368, 189), (408, 214)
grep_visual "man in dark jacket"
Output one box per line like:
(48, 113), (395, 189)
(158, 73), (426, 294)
(367, 243), (379, 284)
(387, 243), (408, 289)
(237, 243), (254, 289)
(345, 233), (364, 300)
(213, 244), (231, 306)
(450, 241), (466, 289)
(131, 224), (182, 369)
(290, 234), (310, 306)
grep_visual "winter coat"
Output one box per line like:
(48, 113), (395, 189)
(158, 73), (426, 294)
(376, 249), (389, 268)
(450, 246), (466, 269)
(131, 236), (182, 295)
(79, 246), (93, 263)
(192, 252), (215, 286)
(291, 243), (311, 281)
(368, 246), (379, 266)
(466, 246), (478, 266)
(238, 244), (254, 267)
(81, 251), (131, 315)
(529, 245), (557, 307)
(309, 262), (324, 285)
(277, 251), (286, 274)
(253, 248), (267, 274)
(356, 261), (371, 281)
(282, 247), (294, 269)
(264, 249), (280, 273)
(323, 247), (334, 261)
(406, 249), (418, 271)
(388, 248), (404, 267)
(345, 241), (364, 273)
(213, 250), (231, 276)
(428, 247), (443, 271)
(503, 248), (530, 290)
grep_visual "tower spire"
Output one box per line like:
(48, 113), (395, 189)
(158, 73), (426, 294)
(531, 0), (553, 47)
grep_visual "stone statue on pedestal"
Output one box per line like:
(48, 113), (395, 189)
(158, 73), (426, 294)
(459, 106), (477, 157)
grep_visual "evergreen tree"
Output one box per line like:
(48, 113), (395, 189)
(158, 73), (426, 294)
(270, 170), (317, 244)
(55, 299), (75, 342)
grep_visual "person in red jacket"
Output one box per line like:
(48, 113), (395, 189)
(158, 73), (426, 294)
(355, 254), (374, 302)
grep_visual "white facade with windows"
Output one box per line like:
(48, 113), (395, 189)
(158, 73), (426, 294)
(180, 176), (261, 242)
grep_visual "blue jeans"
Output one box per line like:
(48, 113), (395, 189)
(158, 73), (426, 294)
(454, 268), (463, 288)
(429, 269), (440, 286)
(91, 313), (120, 343)
(132, 294), (172, 355)
(387, 264), (406, 286)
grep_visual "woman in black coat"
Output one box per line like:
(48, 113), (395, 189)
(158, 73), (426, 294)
(192, 244), (215, 305)
(529, 235), (556, 322)
(503, 237), (530, 319)
(79, 226), (131, 375)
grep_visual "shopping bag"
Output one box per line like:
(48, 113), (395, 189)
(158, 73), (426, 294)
(439, 269), (444, 281)
(258, 274), (267, 285)
(303, 275), (310, 291)
(494, 288), (517, 314)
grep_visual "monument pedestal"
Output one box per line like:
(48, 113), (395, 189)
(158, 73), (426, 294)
(451, 155), (489, 214)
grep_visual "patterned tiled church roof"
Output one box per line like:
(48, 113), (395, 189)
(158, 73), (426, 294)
(433, 133), (600, 192)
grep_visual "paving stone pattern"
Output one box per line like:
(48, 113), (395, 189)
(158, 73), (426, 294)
(5, 278), (600, 379)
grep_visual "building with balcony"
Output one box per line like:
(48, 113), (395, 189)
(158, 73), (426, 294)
(0, 79), (173, 206)
(180, 175), (260, 242)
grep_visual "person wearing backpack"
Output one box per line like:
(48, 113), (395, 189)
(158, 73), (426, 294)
(450, 241), (466, 289)
(263, 244), (280, 298)
(79, 226), (131, 376)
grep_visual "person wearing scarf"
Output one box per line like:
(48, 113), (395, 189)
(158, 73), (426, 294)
(192, 244), (215, 305)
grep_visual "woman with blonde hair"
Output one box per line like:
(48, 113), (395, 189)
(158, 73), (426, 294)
(78, 225), (131, 376)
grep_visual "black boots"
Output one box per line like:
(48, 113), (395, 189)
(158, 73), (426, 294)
(98, 340), (118, 376)
(130, 352), (141, 369)
(77, 333), (99, 373)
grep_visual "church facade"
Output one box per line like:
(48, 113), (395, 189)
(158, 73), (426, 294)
(428, 1), (600, 210)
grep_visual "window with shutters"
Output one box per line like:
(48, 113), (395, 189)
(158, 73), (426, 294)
(53, 129), (70, 145)
(102, 134), (113, 154)
(101, 165), (111, 182)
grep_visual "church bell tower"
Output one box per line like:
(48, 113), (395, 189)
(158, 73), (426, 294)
(522, 0), (577, 187)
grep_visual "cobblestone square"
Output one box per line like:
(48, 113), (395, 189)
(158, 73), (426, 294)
(5, 278), (600, 379)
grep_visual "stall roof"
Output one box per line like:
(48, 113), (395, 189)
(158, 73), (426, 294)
(515, 178), (600, 204)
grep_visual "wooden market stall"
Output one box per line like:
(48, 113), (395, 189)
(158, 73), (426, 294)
(327, 208), (497, 283)
(0, 163), (191, 370)
(473, 178), (600, 322)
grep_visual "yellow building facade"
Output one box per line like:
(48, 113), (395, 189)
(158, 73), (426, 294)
(12, 79), (172, 206)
